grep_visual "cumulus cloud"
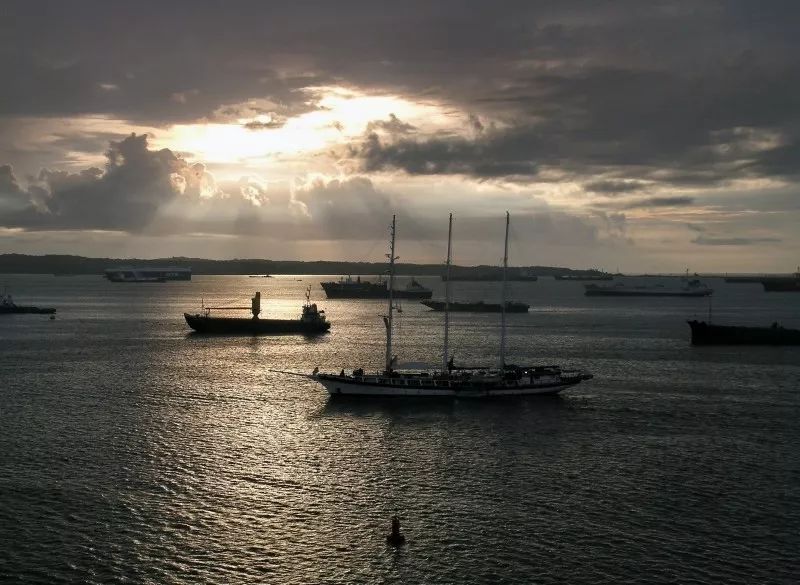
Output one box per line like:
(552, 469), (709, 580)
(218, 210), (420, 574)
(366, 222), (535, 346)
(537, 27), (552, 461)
(0, 133), (221, 230)
(243, 113), (287, 130)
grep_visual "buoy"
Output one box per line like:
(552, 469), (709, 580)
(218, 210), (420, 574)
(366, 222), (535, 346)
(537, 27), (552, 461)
(386, 515), (405, 546)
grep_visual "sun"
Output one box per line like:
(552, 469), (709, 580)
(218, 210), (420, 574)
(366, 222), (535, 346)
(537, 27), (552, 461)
(154, 86), (456, 167)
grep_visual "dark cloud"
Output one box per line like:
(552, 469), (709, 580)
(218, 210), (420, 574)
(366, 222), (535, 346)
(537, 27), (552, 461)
(2, 1), (798, 188)
(584, 180), (646, 194)
(622, 196), (695, 209)
(591, 195), (695, 210)
(355, 129), (540, 178)
(692, 236), (782, 246)
(366, 114), (417, 136)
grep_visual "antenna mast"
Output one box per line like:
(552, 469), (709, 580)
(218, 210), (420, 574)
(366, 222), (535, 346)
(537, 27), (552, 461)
(385, 215), (397, 372)
(500, 211), (509, 368)
(443, 213), (453, 371)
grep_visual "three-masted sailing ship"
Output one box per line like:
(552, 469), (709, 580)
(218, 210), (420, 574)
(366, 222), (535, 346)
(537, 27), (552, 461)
(311, 213), (593, 397)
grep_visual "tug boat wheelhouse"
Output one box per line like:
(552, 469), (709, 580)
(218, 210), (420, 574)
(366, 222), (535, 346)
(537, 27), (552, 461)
(311, 214), (592, 398)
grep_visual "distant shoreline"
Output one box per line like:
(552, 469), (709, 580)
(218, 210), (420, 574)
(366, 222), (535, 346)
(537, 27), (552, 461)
(0, 253), (613, 277)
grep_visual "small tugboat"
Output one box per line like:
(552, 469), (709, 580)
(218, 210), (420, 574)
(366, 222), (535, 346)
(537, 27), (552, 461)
(0, 292), (56, 315)
(320, 276), (432, 299)
(184, 289), (330, 335)
(421, 300), (529, 313)
(688, 320), (800, 345)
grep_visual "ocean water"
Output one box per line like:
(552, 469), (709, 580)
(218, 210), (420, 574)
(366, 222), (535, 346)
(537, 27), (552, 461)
(1, 274), (798, 584)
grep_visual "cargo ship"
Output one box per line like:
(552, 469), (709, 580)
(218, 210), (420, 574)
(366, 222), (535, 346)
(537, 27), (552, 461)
(555, 273), (613, 281)
(585, 277), (712, 297)
(105, 266), (191, 282)
(761, 269), (800, 292)
(184, 289), (329, 335)
(0, 292), (56, 314)
(688, 320), (800, 345)
(421, 300), (529, 313)
(320, 276), (432, 299)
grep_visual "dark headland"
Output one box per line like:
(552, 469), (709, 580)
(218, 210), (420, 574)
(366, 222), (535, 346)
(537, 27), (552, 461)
(0, 253), (609, 278)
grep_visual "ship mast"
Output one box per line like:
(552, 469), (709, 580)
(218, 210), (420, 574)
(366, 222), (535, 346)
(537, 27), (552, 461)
(443, 213), (453, 372)
(385, 215), (397, 373)
(499, 211), (509, 368)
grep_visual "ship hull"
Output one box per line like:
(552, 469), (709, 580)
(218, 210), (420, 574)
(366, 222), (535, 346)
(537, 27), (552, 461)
(585, 288), (712, 297)
(688, 320), (800, 345)
(315, 374), (588, 397)
(106, 276), (166, 283)
(321, 285), (432, 299)
(554, 275), (613, 281)
(761, 280), (800, 292)
(105, 267), (191, 282)
(421, 300), (529, 313)
(0, 306), (56, 314)
(184, 314), (330, 335)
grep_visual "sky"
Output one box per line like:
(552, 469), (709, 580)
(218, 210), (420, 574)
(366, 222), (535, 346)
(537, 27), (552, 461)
(1, 0), (798, 271)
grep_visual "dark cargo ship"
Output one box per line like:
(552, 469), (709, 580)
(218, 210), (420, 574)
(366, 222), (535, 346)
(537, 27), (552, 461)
(761, 271), (800, 292)
(586, 278), (712, 297)
(184, 290), (330, 335)
(320, 276), (432, 299)
(554, 274), (613, 281)
(1, 292), (56, 315)
(688, 320), (800, 346)
(105, 266), (191, 282)
(421, 300), (530, 313)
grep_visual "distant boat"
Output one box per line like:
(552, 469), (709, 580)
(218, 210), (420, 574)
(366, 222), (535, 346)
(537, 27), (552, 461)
(441, 269), (538, 282)
(554, 274), (613, 281)
(304, 213), (592, 398)
(688, 320), (800, 346)
(724, 276), (771, 283)
(585, 276), (712, 297)
(761, 268), (800, 292)
(184, 289), (330, 335)
(0, 292), (55, 315)
(105, 266), (191, 282)
(248, 274), (273, 278)
(421, 300), (529, 313)
(320, 276), (432, 299)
